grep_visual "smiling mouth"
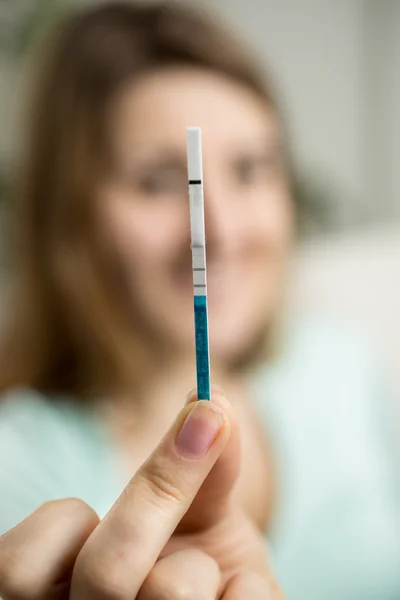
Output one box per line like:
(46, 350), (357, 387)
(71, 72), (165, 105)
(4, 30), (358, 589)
(176, 262), (243, 302)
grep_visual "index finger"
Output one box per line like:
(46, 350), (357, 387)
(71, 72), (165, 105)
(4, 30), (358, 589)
(71, 399), (230, 600)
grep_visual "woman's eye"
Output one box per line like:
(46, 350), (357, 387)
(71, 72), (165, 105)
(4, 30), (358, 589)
(137, 169), (186, 196)
(233, 155), (277, 185)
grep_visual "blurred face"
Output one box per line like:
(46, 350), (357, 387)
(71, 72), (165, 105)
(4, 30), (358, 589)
(98, 67), (293, 365)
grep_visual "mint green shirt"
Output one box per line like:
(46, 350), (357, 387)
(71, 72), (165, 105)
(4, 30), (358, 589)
(0, 315), (399, 599)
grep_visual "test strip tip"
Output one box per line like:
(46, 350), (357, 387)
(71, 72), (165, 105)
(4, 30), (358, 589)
(187, 126), (201, 134)
(186, 126), (203, 181)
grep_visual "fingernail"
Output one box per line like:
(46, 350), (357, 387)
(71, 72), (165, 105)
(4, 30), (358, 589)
(175, 402), (225, 458)
(185, 384), (225, 406)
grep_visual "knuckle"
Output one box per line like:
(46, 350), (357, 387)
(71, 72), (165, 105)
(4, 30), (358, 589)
(0, 545), (39, 600)
(62, 497), (100, 528)
(39, 497), (99, 532)
(172, 584), (200, 600)
(40, 497), (96, 519)
(138, 464), (187, 508)
(142, 571), (197, 600)
(73, 554), (130, 600)
(140, 550), (218, 600)
(228, 571), (274, 599)
(0, 499), (98, 600)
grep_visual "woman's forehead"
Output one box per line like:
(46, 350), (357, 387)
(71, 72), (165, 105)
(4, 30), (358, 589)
(109, 67), (280, 149)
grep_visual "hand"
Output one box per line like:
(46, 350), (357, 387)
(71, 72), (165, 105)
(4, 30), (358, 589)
(0, 388), (283, 599)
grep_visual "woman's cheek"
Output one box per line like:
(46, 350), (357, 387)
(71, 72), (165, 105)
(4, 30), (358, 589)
(260, 189), (293, 249)
(116, 207), (181, 262)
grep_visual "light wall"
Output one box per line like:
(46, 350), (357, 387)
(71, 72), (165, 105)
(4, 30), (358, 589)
(363, 0), (400, 225)
(211, 0), (400, 226)
(211, 0), (366, 226)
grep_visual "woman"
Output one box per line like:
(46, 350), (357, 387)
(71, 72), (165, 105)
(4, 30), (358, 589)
(0, 2), (398, 599)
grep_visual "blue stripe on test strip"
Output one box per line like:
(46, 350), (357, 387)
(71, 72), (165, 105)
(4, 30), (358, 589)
(194, 295), (211, 400)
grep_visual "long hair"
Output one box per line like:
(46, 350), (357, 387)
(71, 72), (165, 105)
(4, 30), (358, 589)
(0, 1), (286, 397)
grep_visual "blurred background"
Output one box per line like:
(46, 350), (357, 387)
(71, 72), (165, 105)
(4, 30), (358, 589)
(0, 0), (399, 432)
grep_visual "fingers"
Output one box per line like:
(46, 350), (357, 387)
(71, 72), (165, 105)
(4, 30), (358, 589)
(0, 499), (99, 600)
(177, 386), (241, 532)
(223, 571), (284, 600)
(71, 399), (230, 600)
(137, 548), (221, 600)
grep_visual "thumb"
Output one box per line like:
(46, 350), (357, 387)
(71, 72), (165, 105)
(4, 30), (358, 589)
(176, 386), (241, 533)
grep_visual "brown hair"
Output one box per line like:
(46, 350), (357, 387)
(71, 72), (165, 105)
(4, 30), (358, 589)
(0, 0), (286, 397)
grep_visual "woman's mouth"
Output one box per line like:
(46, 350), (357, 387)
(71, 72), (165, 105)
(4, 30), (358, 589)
(176, 262), (243, 305)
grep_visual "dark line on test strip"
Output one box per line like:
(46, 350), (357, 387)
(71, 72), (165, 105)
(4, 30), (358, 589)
(193, 268), (206, 271)
(189, 179), (202, 185)
(193, 284), (206, 289)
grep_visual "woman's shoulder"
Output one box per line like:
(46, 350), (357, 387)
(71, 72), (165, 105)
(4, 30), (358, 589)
(0, 389), (69, 531)
(0, 387), (69, 458)
(256, 315), (400, 599)
(0, 387), (98, 451)
(0, 386), (115, 471)
(0, 386), (63, 422)
(284, 311), (380, 372)
(261, 311), (386, 402)
(252, 311), (396, 477)
(0, 388), (117, 533)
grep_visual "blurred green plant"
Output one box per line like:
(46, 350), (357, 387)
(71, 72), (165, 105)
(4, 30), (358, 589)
(0, 1), (63, 269)
(0, 165), (10, 201)
(0, 0), (58, 58)
(0, 0), (61, 207)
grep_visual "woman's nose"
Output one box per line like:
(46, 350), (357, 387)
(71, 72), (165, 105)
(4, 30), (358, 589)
(203, 185), (239, 254)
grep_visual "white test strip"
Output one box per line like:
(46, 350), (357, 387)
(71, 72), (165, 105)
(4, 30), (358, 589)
(187, 127), (207, 295)
(186, 126), (211, 400)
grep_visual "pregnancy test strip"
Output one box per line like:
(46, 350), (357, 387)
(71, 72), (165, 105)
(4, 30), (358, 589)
(186, 127), (211, 401)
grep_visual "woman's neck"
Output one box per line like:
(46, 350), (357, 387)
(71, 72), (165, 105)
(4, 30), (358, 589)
(94, 353), (249, 441)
